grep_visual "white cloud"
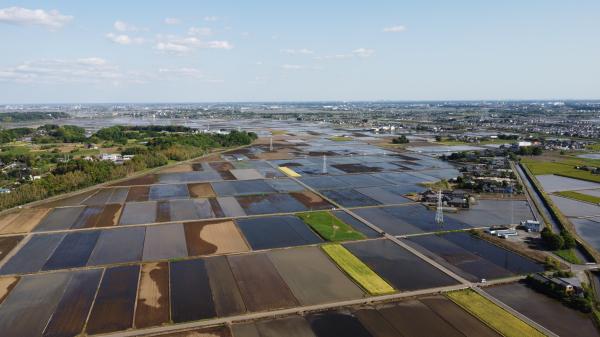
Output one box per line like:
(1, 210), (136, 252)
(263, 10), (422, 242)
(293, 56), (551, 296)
(188, 27), (212, 36)
(154, 34), (233, 54)
(0, 58), (145, 84)
(158, 67), (203, 79)
(0, 6), (72, 29)
(383, 25), (406, 33)
(114, 20), (144, 32)
(155, 41), (192, 53)
(106, 33), (144, 45)
(314, 54), (353, 60)
(206, 40), (233, 49)
(352, 48), (375, 58)
(281, 48), (314, 55)
(204, 16), (218, 22)
(164, 17), (181, 25)
(280, 64), (321, 71)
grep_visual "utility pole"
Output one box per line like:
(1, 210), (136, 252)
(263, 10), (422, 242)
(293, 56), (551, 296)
(322, 155), (327, 174)
(435, 189), (444, 229)
(269, 136), (273, 152)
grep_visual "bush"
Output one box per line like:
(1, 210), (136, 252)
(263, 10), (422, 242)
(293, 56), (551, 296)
(541, 227), (565, 250)
(392, 135), (409, 144)
(561, 231), (577, 249)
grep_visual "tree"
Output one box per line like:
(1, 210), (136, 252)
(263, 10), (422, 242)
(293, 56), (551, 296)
(392, 135), (409, 144)
(541, 228), (564, 250)
(561, 231), (577, 249)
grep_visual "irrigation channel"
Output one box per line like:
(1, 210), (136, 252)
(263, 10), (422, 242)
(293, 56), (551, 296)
(513, 161), (594, 264)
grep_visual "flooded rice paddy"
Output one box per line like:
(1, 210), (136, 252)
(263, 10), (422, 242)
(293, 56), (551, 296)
(0, 128), (556, 336)
(406, 232), (544, 281)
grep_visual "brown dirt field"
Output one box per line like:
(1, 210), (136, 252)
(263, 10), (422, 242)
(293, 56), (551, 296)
(184, 220), (249, 256)
(217, 170), (236, 180)
(228, 253), (299, 312)
(153, 326), (232, 337)
(355, 308), (404, 337)
(160, 164), (193, 173)
(331, 163), (382, 173)
(209, 162), (235, 172)
(255, 150), (294, 160)
(135, 262), (170, 329)
(191, 153), (222, 163)
(188, 183), (216, 198)
(420, 296), (502, 337)
(0, 208), (49, 234)
(205, 256), (246, 316)
(126, 186), (150, 202)
(111, 174), (157, 187)
(0, 277), (19, 305)
(378, 300), (465, 337)
(0, 235), (24, 261)
(95, 204), (122, 227)
(0, 213), (20, 232)
(156, 201), (171, 223)
(290, 191), (332, 209)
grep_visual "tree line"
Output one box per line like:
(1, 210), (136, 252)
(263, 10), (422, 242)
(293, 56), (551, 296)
(0, 128), (257, 211)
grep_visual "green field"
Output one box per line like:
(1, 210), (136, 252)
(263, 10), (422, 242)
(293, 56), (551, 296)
(554, 249), (583, 264)
(297, 211), (365, 241)
(322, 244), (394, 295)
(329, 136), (353, 142)
(447, 290), (545, 337)
(523, 157), (600, 184)
(556, 191), (600, 204)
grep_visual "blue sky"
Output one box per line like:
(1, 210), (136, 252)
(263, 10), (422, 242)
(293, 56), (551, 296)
(0, 1), (598, 103)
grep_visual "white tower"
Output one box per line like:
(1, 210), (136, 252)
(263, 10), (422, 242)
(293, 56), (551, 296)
(269, 136), (273, 152)
(322, 155), (327, 174)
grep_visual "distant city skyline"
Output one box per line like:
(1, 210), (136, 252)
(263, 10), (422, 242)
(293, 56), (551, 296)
(0, 1), (599, 103)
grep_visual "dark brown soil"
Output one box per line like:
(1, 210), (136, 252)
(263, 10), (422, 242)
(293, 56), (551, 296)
(331, 163), (382, 173)
(228, 253), (298, 312)
(43, 269), (103, 337)
(86, 265), (140, 334)
(94, 204), (122, 227)
(126, 186), (150, 202)
(0, 236), (24, 261)
(183, 221), (218, 256)
(289, 191), (332, 209)
(205, 256), (246, 316)
(155, 201), (171, 223)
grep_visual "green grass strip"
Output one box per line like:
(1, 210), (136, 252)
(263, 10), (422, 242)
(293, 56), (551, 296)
(297, 211), (365, 242)
(553, 248), (583, 264)
(322, 244), (394, 295)
(556, 190), (600, 204)
(447, 290), (546, 337)
(329, 136), (353, 142)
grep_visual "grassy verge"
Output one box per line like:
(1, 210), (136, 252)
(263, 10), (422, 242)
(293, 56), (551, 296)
(329, 136), (353, 142)
(297, 211), (365, 242)
(446, 290), (545, 337)
(522, 157), (600, 184)
(418, 179), (451, 190)
(321, 244), (394, 295)
(556, 191), (600, 204)
(553, 249), (583, 264)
